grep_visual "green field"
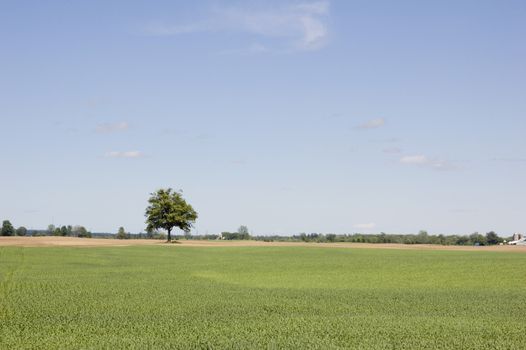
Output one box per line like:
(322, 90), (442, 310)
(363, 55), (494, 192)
(1, 246), (525, 349)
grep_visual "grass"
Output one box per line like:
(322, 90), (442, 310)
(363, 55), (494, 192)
(1, 246), (525, 349)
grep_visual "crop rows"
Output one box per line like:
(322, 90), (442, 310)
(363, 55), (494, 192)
(1, 246), (525, 349)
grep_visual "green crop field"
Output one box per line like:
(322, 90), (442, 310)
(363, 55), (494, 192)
(1, 246), (525, 349)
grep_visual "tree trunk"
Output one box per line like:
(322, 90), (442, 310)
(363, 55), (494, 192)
(167, 228), (172, 243)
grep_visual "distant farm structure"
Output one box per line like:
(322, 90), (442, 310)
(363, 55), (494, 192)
(508, 233), (526, 245)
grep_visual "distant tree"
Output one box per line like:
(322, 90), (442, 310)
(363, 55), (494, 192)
(47, 224), (56, 236)
(455, 235), (470, 245)
(416, 230), (429, 244)
(326, 233), (337, 242)
(485, 231), (502, 245)
(146, 226), (155, 239)
(237, 225), (250, 240)
(116, 227), (128, 239)
(77, 226), (91, 238)
(145, 188), (198, 242)
(53, 227), (61, 236)
(71, 225), (80, 236)
(1, 220), (15, 236)
(60, 226), (68, 236)
(76, 226), (91, 238)
(469, 232), (487, 246)
(16, 226), (27, 236)
(31, 230), (45, 237)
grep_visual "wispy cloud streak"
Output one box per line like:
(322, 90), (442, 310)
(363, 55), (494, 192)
(355, 118), (385, 129)
(105, 151), (144, 158)
(143, 1), (330, 52)
(399, 155), (457, 171)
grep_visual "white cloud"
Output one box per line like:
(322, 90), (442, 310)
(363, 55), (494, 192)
(143, 1), (330, 52)
(298, 15), (327, 49)
(400, 155), (457, 171)
(356, 118), (385, 129)
(96, 122), (129, 133)
(105, 151), (144, 158)
(354, 223), (376, 230)
(400, 155), (428, 165)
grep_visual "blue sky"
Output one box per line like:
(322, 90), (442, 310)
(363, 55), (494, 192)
(1, 0), (525, 236)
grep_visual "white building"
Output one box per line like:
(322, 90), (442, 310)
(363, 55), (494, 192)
(509, 233), (526, 245)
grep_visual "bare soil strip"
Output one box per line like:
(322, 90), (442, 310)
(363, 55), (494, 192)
(0, 236), (161, 247)
(1, 236), (525, 252)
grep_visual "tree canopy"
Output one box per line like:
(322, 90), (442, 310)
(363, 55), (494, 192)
(1, 220), (15, 236)
(145, 188), (198, 242)
(16, 226), (27, 236)
(116, 227), (128, 239)
(68, 226), (90, 238)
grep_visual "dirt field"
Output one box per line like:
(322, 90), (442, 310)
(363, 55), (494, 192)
(1, 236), (525, 252)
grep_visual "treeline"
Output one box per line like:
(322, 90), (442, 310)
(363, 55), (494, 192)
(1, 219), (509, 246)
(1, 220), (26, 236)
(173, 228), (506, 246)
(0, 220), (92, 238)
(0, 220), (168, 240)
(42, 224), (92, 238)
(168, 225), (252, 241)
(168, 230), (506, 246)
(253, 230), (505, 246)
(116, 227), (167, 240)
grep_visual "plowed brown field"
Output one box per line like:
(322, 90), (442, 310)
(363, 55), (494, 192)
(1, 236), (525, 252)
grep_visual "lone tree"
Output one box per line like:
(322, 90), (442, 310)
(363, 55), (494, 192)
(145, 188), (198, 242)
(237, 225), (250, 240)
(1, 220), (15, 236)
(16, 226), (27, 236)
(76, 226), (91, 238)
(116, 227), (128, 239)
